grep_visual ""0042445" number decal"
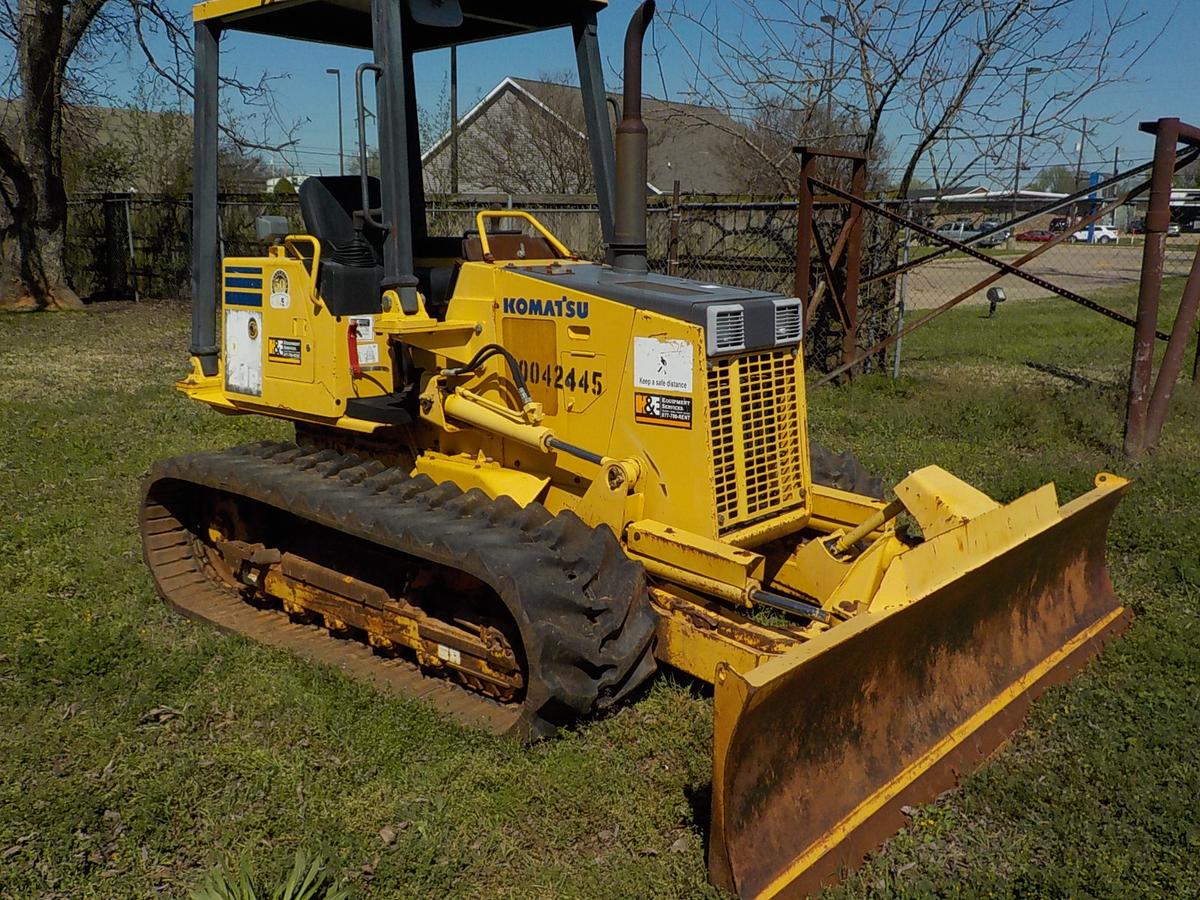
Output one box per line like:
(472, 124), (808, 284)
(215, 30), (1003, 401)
(515, 359), (603, 395)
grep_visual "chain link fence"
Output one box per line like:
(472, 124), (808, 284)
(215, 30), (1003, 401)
(65, 190), (1191, 376)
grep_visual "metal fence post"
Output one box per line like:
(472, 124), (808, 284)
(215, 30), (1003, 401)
(101, 192), (132, 301)
(1192, 328), (1200, 384)
(793, 150), (816, 316)
(841, 157), (866, 372)
(125, 196), (139, 302)
(1123, 118), (1179, 459)
(667, 179), (681, 276)
(893, 203), (911, 379)
(1144, 241), (1200, 447)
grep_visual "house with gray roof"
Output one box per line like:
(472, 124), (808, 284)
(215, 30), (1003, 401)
(421, 77), (750, 195)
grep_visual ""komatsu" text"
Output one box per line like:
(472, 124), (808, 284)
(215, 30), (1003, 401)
(502, 296), (590, 319)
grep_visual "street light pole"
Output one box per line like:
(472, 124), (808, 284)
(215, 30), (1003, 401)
(1010, 65), (1040, 232)
(820, 14), (836, 127)
(326, 68), (345, 176)
(450, 45), (459, 194)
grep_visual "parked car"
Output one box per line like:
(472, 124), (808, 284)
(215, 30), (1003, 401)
(976, 219), (1012, 246)
(932, 219), (1007, 247)
(1049, 216), (1071, 233)
(1126, 219), (1182, 235)
(933, 220), (981, 243)
(1070, 225), (1119, 244)
(1015, 229), (1055, 242)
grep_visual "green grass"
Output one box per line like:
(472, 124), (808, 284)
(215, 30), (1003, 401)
(2, 291), (1199, 897)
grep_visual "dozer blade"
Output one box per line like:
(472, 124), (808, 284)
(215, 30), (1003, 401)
(709, 474), (1130, 898)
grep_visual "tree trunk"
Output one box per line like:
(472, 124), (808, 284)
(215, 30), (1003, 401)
(0, 0), (83, 311)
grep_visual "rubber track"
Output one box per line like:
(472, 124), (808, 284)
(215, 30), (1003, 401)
(141, 441), (658, 740)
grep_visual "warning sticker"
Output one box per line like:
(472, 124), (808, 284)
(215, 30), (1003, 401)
(633, 337), (693, 393)
(350, 316), (374, 340)
(268, 336), (302, 364)
(635, 392), (692, 428)
(356, 342), (380, 365)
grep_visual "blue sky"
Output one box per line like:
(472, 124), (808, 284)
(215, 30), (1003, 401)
(5, 0), (1195, 186)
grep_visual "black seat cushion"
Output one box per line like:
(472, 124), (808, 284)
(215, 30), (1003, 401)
(299, 176), (386, 315)
(299, 176), (385, 267)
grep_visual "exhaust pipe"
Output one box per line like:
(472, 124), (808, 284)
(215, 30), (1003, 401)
(612, 0), (654, 274)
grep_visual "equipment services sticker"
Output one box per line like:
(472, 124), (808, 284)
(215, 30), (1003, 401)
(268, 336), (302, 364)
(635, 392), (692, 428)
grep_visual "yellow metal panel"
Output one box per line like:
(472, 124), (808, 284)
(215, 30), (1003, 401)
(650, 587), (799, 683)
(808, 483), (887, 534)
(412, 451), (549, 507)
(193, 0), (293, 24)
(893, 465), (999, 539)
(708, 473), (1130, 898)
(871, 482), (1058, 612)
(627, 519), (764, 589)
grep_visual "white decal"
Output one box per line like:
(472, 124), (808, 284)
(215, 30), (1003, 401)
(356, 343), (380, 365)
(224, 309), (262, 396)
(350, 316), (374, 340)
(437, 644), (462, 665)
(633, 337), (693, 394)
(269, 269), (291, 309)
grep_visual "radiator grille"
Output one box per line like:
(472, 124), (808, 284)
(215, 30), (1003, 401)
(774, 300), (802, 343)
(708, 350), (806, 531)
(714, 309), (744, 349)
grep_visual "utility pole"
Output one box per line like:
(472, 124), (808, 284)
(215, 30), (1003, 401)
(1073, 116), (1087, 226)
(1074, 117), (1088, 187)
(1111, 146), (1120, 226)
(821, 14), (836, 127)
(326, 68), (345, 175)
(450, 45), (459, 194)
(1009, 65), (1041, 242)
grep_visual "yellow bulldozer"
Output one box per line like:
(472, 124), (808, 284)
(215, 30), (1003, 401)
(141, 0), (1130, 895)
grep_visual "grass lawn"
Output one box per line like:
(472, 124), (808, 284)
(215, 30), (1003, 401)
(1, 287), (1198, 898)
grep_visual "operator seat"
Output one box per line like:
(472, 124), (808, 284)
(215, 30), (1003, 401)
(298, 175), (385, 316)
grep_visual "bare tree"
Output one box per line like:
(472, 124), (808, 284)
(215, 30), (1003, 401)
(659, 0), (1167, 198)
(0, 0), (290, 310)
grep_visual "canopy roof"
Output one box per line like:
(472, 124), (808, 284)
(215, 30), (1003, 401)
(192, 0), (607, 51)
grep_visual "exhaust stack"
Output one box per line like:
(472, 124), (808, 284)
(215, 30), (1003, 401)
(612, 0), (654, 274)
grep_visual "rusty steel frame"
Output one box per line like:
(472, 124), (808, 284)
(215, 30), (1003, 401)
(813, 177), (1158, 388)
(793, 146), (869, 371)
(863, 155), (1173, 288)
(1124, 117), (1200, 457)
(814, 177), (1171, 338)
(804, 215), (855, 329)
(811, 225), (848, 330)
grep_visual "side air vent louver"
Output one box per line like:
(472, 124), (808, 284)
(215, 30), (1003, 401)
(773, 299), (802, 344)
(706, 304), (746, 356)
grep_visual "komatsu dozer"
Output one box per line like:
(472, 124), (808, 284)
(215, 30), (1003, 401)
(142, 0), (1130, 895)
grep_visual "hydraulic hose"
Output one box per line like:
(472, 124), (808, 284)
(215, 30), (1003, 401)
(443, 343), (533, 407)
